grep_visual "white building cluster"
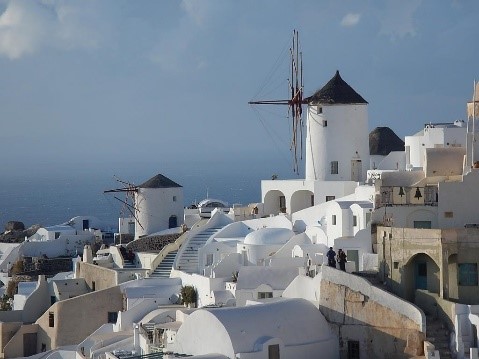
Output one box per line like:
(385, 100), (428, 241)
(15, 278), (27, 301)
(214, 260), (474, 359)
(2, 73), (479, 359)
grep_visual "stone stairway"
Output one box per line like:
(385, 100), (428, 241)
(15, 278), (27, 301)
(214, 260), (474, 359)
(426, 314), (453, 359)
(176, 226), (223, 274)
(142, 322), (155, 342)
(122, 260), (136, 269)
(149, 250), (178, 278)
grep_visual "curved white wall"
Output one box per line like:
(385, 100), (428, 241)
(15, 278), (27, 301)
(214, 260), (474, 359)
(305, 104), (369, 181)
(135, 187), (184, 238)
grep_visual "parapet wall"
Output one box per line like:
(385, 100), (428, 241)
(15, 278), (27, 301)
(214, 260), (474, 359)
(126, 233), (181, 252)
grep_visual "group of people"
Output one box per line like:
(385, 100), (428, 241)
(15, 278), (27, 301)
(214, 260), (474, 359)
(326, 247), (347, 271)
(119, 245), (135, 263)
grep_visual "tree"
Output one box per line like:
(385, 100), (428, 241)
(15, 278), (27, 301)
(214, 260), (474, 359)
(180, 285), (197, 306)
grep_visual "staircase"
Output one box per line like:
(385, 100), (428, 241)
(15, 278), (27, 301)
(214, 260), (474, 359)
(149, 250), (178, 278)
(425, 314), (452, 359)
(176, 226), (223, 274)
(122, 260), (136, 269)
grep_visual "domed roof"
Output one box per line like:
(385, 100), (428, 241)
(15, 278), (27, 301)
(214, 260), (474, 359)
(305, 70), (367, 105)
(369, 127), (405, 156)
(244, 227), (294, 246)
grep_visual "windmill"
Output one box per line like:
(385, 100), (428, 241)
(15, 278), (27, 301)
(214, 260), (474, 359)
(104, 176), (144, 232)
(248, 30), (307, 174)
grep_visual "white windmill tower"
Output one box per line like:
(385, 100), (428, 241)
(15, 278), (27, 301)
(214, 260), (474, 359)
(134, 174), (184, 238)
(304, 70), (370, 182)
(105, 173), (184, 239)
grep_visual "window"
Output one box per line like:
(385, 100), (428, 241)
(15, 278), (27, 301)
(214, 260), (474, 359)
(326, 195), (335, 202)
(332, 215), (337, 225)
(413, 221), (432, 229)
(49, 312), (54, 327)
(92, 281), (96, 291)
(279, 196), (286, 213)
(206, 253), (214, 266)
(54, 232), (60, 239)
(310, 195), (314, 206)
(444, 212), (453, 218)
(258, 292), (273, 299)
(394, 262), (399, 269)
(458, 263), (478, 286)
(50, 296), (56, 305)
(353, 216), (358, 227)
(317, 106), (322, 114)
(108, 312), (118, 323)
(348, 340), (360, 359)
(323, 119), (328, 127)
(173, 196), (177, 202)
(331, 161), (339, 174)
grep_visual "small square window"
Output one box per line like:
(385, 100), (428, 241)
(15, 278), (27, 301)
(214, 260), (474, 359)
(326, 195), (335, 202)
(108, 311), (118, 323)
(323, 120), (328, 127)
(348, 340), (360, 359)
(394, 262), (399, 269)
(173, 196), (177, 202)
(332, 215), (337, 225)
(444, 211), (453, 218)
(317, 106), (322, 114)
(458, 263), (478, 286)
(331, 161), (339, 175)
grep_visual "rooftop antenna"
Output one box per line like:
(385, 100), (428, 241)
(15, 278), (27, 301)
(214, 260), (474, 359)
(104, 176), (144, 231)
(248, 29), (306, 174)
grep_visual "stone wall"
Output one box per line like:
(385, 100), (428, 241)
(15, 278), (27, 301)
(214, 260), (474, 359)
(319, 278), (424, 358)
(23, 257), (73, 274)
(126, 233), (181, 252)
(10, 257), (73, 278)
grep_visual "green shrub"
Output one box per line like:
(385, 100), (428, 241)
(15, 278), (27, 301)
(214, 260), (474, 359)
(180, 285), (197, 305)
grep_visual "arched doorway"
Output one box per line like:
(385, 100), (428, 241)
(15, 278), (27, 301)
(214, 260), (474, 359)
(263, 190), (286, 215)
(290, 190), (314, 213)
(169, 215), (177, 229)
(403, 253), (440, 302)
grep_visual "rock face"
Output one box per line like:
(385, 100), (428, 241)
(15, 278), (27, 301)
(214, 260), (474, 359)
(0, 223), (40, 243)
(5, 221), (25, 232)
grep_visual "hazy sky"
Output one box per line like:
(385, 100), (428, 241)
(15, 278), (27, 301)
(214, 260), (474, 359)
(1, 0), (478, 178)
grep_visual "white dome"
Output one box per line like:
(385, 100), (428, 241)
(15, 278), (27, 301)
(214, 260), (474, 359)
(244, 228), (294, 246)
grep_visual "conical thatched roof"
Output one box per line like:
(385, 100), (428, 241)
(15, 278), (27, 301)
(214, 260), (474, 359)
(369, 127), (404, 156)
(139, 174), (182, 188)
(305, 70), (368, 105)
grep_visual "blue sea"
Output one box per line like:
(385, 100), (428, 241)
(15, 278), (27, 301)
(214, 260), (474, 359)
(0, 160), (296, 231)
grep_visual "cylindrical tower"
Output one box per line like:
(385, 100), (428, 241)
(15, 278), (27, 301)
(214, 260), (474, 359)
(134, 174), (184, 238)
(304, 71), (369, 182)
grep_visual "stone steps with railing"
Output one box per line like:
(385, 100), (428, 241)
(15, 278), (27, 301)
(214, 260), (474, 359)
(175, 227), (224, 274)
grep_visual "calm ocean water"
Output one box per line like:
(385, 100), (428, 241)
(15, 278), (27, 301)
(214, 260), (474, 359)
(0, 162), (294, 231)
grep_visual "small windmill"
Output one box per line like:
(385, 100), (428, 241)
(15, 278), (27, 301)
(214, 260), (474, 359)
(248, 30), (307, 173)
(104, 176), (144, 231)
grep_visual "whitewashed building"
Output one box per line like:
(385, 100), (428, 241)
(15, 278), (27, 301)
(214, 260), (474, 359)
(135, 174), (184, 238)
